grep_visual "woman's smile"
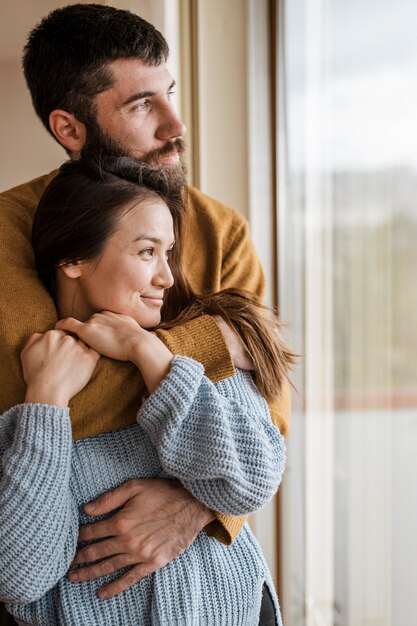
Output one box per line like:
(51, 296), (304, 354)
(140, 294), (165, 307)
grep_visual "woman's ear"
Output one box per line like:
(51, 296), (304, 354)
(49, 110), (87, 157)
(58, 262), (83, 279)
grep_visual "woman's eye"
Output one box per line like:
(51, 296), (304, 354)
(139, 248), (153, 257)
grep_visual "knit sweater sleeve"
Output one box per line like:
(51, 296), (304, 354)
(155, 315), (235, 383)
(0, 404), (78, 604)
(137, 356), (285, 516)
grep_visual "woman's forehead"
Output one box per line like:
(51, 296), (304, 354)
(114, 197), (174, 242)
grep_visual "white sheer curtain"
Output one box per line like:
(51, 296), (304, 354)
(277, 0), (417, 624)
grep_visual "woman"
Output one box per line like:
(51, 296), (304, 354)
(0, 157), (292, 625)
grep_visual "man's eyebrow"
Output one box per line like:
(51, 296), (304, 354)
(122, 91), (155, 106)
(122, 81), (176, 107)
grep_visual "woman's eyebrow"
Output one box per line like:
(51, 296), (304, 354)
(133, 236), (176, 247)
(132, 235), (161, 244)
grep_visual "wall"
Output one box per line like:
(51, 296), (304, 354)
(193, 0), (249, 217)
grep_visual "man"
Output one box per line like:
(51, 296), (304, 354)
(0, 4), (289, 622)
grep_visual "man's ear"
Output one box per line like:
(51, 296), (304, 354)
(58, 262), (83, 279)
(49, 110), (87, 157)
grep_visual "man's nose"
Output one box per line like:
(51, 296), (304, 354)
(156, 103), (186, 141)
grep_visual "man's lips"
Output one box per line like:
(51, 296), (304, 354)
(160, 150), (180, 164)
(145, 139), (184, 166)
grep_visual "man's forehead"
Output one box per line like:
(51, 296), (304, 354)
(107, 58), (174, 95)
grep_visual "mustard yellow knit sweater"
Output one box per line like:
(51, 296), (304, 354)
(0, 171), (290, 543)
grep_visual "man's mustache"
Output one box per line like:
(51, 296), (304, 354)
(144, 138), (185, 165)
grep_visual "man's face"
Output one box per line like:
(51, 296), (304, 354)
(83, 58), (186, 167)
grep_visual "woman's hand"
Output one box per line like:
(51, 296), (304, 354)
(55, 312), (173, 393)
(21, 330), (100, 406)
(55, 312), (146, 362)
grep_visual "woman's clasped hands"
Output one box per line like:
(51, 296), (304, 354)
(55, 311), (174, 394)
(21, 329), (100, 407)
(21, 310), (254, 406)
(21, 311), (175, 406)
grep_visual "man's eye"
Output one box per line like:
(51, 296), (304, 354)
(132, 100), (149, 111)
(167, 91), (175, 101)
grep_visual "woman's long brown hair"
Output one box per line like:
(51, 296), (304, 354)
(161, 285), (295, 402)
(160, 193), (296, 401)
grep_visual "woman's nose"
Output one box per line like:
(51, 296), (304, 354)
(154, 258), (174, 289)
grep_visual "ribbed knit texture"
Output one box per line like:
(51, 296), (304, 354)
(0, 358), (284, 625)
(155, 316), (235, 383)
(140, 357), (284, 515)
(0, 172), (290, 544)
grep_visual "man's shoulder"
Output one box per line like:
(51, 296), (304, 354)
(187, 186), (247, 227)
(0, 170), (58, 212)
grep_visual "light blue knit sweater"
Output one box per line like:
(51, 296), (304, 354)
(0, 356), (285, 625)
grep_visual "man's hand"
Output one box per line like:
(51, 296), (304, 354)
(213, 316), (254, 370)
(68, 478), (215, 599)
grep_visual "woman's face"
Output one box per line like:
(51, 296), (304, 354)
(58, 197), (175, 328)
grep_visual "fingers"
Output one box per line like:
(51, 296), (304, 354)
(55, 319), (101, 361)
(77, 340), (101, 363)
(71, 537), (120, 566)
(21, 332), (43, 351)
(68, 559), (158, 598)
(21, 331), (64, 354)
(213, 316), (254, 370)
(84, 479), (144, 516)
(97, 562), (158, 599)
(88, 348), (101, 364)
(68, 554), (131, 584)
(55, 317), (84, 335)
(77, 517), (117, 543)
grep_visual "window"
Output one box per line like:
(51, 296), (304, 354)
(277, 0), (417, 623)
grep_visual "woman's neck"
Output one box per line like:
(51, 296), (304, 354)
(55, 274), (91, 322)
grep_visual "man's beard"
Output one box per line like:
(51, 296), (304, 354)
(81, 116), (187, 185)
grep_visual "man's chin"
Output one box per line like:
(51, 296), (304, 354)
(150, 158), (187, 182)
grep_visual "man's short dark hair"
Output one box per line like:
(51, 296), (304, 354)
(23, 3), (169, 136)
